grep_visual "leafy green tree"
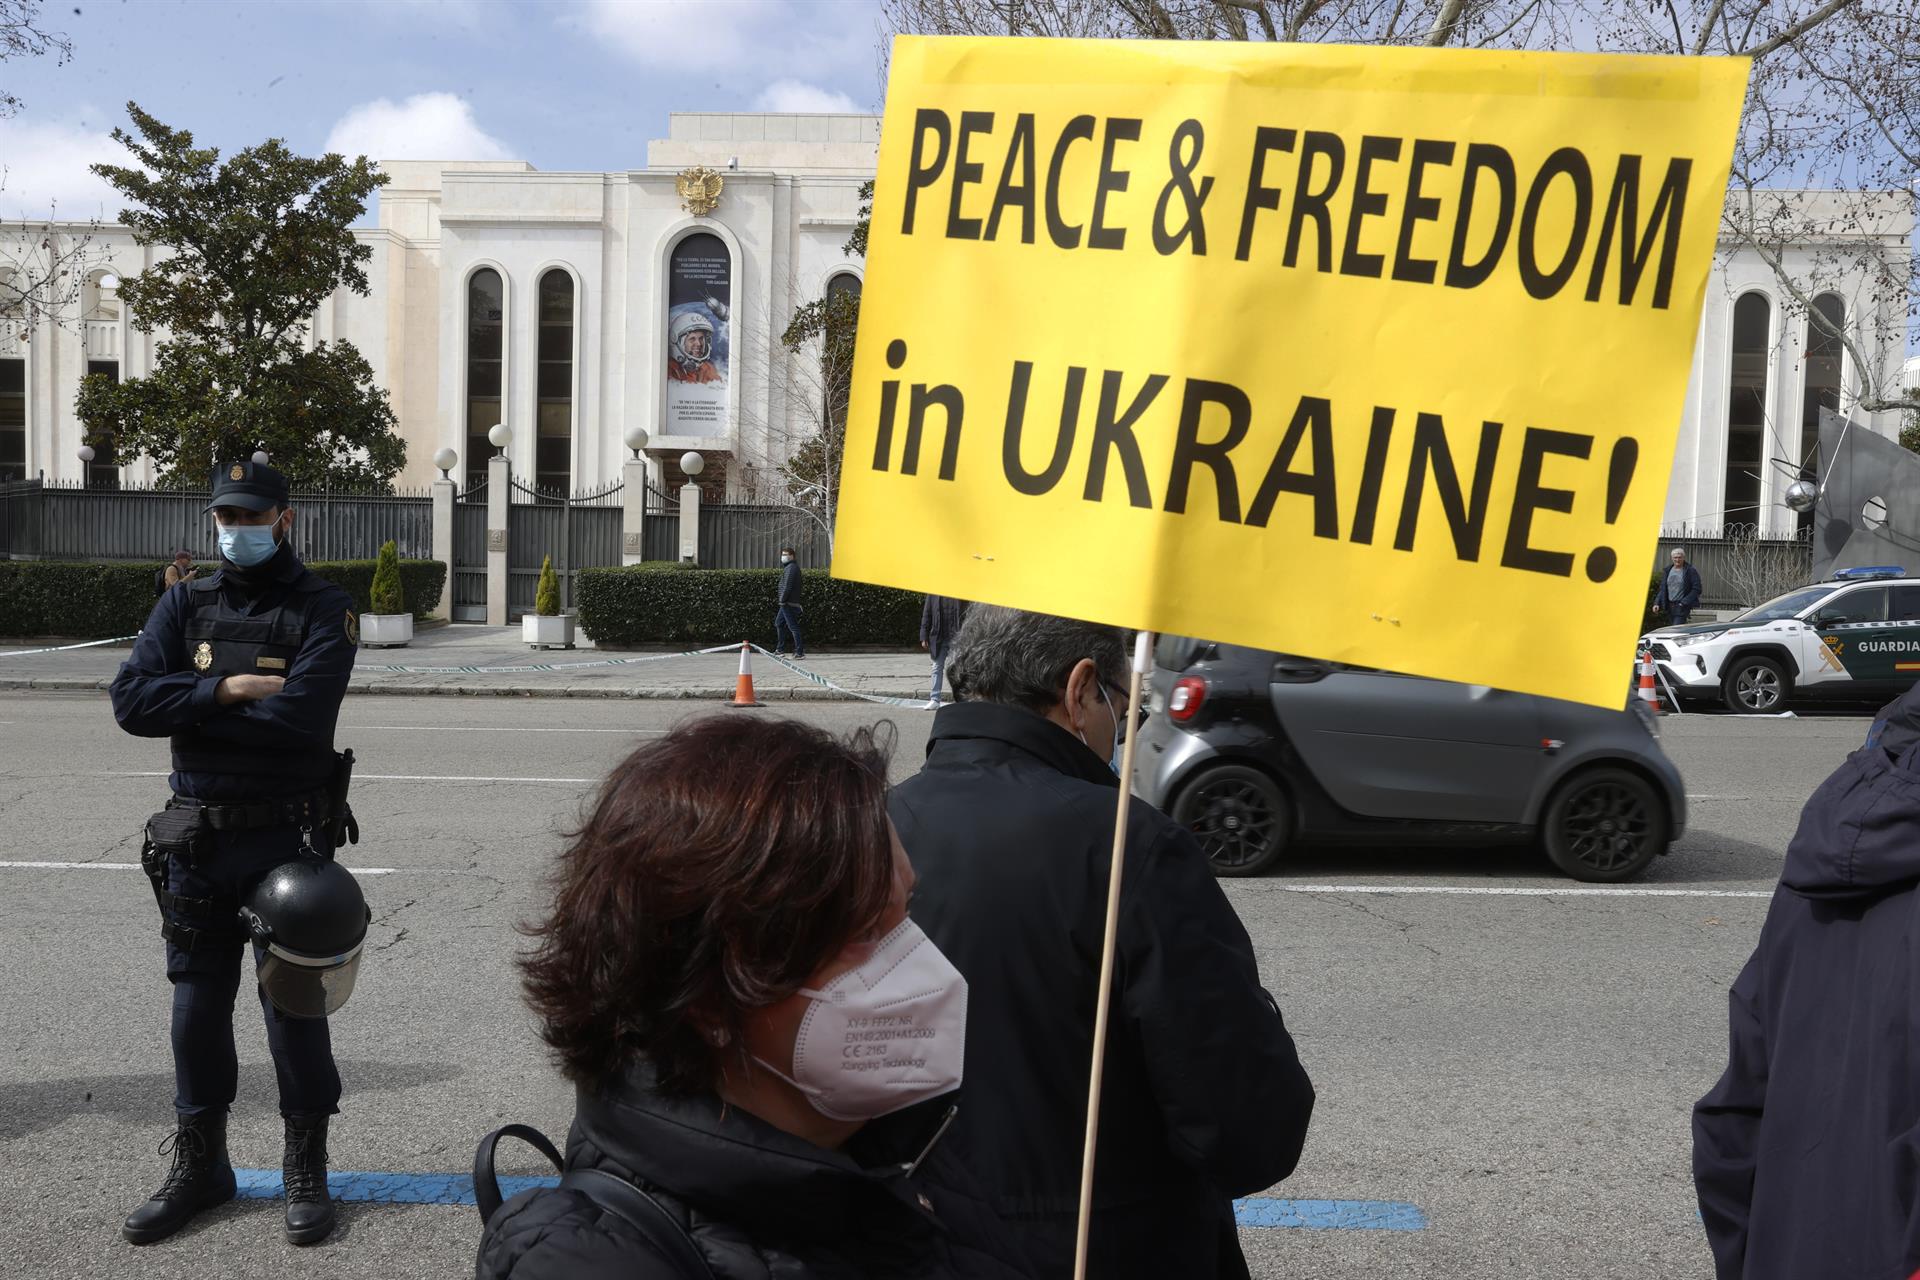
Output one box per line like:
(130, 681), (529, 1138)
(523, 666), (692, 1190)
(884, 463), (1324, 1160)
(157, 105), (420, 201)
(369, 539), (405, 616)
(75, 103), (404, 489)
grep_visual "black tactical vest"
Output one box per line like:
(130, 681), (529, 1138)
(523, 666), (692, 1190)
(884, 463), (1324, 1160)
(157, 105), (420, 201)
(169, 566), (339, 788)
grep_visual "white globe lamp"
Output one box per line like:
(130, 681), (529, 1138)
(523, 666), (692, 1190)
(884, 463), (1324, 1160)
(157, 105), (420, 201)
(624, 427), (650, 458)
(488, 422), (512, 452)
(679, 451), (705, 477)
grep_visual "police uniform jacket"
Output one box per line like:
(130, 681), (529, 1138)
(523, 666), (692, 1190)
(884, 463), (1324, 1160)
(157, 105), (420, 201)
(475, 1064), (1037, 1280)
(110, 543), (356, 803)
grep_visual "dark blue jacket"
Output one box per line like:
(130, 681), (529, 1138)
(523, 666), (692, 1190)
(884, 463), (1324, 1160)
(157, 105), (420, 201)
(110, 545), (356, 802)
(1694, 702), (1920, 1279)
(1656, 563), (1703, 612)
(777, 560), (803, 607)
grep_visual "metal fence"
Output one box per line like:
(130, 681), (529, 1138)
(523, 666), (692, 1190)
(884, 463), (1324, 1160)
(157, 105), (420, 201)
(698, 503), (830, 569)
(0, 477), (431, 563)
(1653, 525), (1813, 609)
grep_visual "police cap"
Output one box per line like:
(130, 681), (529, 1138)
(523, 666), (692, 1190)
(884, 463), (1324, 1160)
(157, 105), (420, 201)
(204, 459), (290, 513)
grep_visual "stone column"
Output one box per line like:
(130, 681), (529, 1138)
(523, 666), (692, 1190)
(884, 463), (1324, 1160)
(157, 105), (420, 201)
(678, 481), (702, 566)
(429, 477), (455, 621)
(486, 453), (510, 626)
(621, 457), (649, 566)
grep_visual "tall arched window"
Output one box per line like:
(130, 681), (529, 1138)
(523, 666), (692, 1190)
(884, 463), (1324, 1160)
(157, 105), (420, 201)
(0, 270), (23, 482)
(822, 272), (862, 433)
(1796, 293), (1845, 535)
(1722, 292), (1771, 529)
(536, 269), (575, 493)
(465, 268), (504, 488)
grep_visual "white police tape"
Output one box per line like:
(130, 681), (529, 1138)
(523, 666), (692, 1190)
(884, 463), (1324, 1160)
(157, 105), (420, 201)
(0, 634), (141, 658)
(360, 641), (744, 676)
(750, 644), (935, 711)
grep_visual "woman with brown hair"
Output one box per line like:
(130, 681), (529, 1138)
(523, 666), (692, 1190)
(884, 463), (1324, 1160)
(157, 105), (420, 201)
(475, 715), (1033, 1280)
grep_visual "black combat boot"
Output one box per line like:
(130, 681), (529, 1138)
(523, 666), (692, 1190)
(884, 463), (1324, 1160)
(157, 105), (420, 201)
(282, 1112), (336, 1245)
(122, 1110), (237, 1244)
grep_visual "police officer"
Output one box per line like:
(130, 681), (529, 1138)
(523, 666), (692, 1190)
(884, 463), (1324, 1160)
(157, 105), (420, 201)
(108, 459), (359, 1247)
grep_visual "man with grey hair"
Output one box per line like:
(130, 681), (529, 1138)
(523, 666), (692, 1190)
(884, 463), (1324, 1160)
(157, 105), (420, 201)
(1655, 548), (1704, 624)
(889, 605), (1314, 1279)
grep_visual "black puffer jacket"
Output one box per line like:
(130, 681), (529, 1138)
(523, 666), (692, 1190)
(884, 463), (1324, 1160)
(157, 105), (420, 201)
(476, 1065), (1035, 1280)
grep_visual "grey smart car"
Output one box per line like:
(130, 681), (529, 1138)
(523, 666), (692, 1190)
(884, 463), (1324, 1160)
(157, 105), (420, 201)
(1134, 637), (1687, 883)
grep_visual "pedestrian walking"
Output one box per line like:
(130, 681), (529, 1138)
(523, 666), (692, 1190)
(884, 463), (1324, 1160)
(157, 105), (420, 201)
(1694, 681), (1920, 1280)
(921, 594), (968, 709)
(1655, 548), (1704, 624)
(888, 605), (1315, 1280)
(774, 546), (806, 660)
(476, 716), (1034, 1280)
(156, 549), (197, 596)
(109, 459), (366, 1248)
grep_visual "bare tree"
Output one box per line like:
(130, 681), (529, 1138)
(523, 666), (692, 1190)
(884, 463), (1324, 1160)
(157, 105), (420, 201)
(0, 0), (95, 337)
(879, 0), (1920, 420)
(1717, 526), (1815, 606)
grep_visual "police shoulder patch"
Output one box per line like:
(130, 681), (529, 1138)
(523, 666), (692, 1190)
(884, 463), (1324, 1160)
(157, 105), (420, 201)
(344, 611), (359, 646)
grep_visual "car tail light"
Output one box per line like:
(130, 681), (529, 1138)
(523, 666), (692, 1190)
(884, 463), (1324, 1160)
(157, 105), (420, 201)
(1168, 676), (1207, 722)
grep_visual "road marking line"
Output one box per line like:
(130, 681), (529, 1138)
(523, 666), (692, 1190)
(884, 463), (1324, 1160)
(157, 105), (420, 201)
(0, 861), (404, 875)
(1273, 883), (1772, 898)
(227, 1169), (1422, 1228)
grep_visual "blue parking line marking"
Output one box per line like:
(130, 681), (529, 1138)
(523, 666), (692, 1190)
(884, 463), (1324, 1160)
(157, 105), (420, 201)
(233, 1169), (556, 1205)
(233, 1171), (1425, 1231)
(1233, 1198), (1428, 1230)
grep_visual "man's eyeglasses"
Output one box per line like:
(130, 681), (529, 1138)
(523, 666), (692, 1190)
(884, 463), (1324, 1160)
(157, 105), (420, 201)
(1102, 680), (1152, 741)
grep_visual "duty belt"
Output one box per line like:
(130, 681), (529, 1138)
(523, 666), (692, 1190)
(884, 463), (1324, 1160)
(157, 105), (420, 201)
(168, 788), (332, 832)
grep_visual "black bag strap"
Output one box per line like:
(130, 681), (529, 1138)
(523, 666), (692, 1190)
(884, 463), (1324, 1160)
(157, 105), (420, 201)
(559, 1168), (717, 1280)
(473, 1123), (562, 1225)
(472, 1125), (716, 1280)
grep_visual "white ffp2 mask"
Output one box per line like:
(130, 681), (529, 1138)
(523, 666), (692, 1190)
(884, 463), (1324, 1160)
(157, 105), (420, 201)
(755, 918), (967, 1122)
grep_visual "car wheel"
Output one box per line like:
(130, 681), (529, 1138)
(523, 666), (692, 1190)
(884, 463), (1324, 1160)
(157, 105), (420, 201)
(1721, 655), (1788, 714)
(1171, 764), (1291, 878)
(1542, 767), (1668, 883)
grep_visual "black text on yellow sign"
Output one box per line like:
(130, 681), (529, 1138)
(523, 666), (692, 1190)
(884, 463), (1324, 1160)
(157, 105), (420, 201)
(833, 38), (1749, 709)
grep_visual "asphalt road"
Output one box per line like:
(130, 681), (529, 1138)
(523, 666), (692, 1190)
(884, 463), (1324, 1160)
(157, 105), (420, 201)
(0, 693), (1867, 1279)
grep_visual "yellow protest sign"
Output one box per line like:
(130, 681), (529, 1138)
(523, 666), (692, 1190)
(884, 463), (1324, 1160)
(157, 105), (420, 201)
(833, 36), (1748, 708)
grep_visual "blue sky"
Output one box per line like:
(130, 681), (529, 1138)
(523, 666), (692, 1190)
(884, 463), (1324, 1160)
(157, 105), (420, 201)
(0, 0), (887, 220)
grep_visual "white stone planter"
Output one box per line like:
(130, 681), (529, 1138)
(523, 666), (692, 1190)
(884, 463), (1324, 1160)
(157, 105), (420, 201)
(523, 613), (576, 650)
(360, 613), (413, 648)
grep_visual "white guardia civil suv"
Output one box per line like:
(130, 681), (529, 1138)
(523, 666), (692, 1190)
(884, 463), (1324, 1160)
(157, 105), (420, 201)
(1640, 567), (1920, 713)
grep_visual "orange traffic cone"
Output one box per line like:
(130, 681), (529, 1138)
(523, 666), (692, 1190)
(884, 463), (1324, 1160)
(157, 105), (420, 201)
(729, 641), (763, 708)
(1637, 650), (1662, 714)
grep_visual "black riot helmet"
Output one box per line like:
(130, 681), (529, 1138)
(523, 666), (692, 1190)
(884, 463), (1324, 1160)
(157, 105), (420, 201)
(241, 859), (372, 1019)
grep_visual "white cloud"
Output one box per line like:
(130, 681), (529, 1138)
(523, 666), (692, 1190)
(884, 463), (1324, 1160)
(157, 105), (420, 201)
(0, 115), (127, 221)
(324, 92), (514, 163)
(574, 0), (878, 93)
(753, 80), (860, 114)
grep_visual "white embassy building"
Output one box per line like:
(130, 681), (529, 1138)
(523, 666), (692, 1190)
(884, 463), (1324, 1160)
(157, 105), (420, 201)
(1, 112), (1913, 539)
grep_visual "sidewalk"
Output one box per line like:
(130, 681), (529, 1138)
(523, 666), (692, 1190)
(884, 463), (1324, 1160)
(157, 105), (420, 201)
(0, 625), (940, 702)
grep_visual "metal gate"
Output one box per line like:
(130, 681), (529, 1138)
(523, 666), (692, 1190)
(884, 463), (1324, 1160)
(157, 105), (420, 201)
(644, 482), (679, 562)
(452, 480), (488, 622)
(507, 477), (624, 618)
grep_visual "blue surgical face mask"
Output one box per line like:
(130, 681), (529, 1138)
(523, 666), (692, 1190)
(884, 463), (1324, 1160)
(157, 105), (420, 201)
(1096, 681), (1125, 776)
(218, 515), (282, 567)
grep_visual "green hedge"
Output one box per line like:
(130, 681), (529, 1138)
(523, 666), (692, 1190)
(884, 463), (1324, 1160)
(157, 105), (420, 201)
(0, 558), (448, 638)
(0, 561), (157, 638)
(309, 558), (445, 622)
(578, 564), (922, 647)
